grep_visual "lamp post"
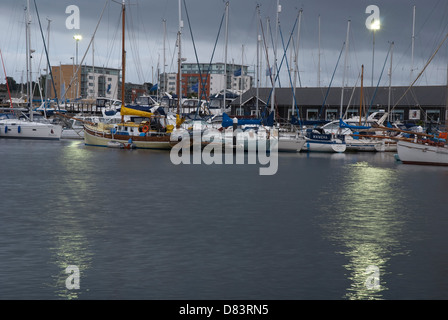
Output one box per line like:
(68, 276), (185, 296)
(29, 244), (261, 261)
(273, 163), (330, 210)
(73, 34), (82, 98)
(70, 56), (74, 99)
(369, 19), (380, 87)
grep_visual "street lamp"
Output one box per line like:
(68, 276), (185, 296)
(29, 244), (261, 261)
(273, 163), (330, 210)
(369, 19), (380, 87)
(73, 34), (82, 98)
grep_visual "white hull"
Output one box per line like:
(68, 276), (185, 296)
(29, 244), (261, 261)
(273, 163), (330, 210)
(107, 140), (136, 149)
(61, 128), (84, 139)
(0, 119), (62, 140)
(345, 138), (385, 152)
(216, 128), (278, 151)
(302, 138), (346, 153)
(278, 135), (306, 152)
(383, 140), (397, 152)
(397, 140), (448, 166)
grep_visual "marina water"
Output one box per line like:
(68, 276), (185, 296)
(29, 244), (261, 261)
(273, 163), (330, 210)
(1, 139), (448, 300)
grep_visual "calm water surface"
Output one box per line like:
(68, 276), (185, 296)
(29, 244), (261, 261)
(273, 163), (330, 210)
(1, 139), (448, 300)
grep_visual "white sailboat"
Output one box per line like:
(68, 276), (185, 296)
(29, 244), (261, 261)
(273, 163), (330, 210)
(0, 0), (62, 141)
(397, 136), (448, 166)
(395, 26), (448, 165)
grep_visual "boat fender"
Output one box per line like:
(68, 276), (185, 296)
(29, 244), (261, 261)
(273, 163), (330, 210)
(5, 126), (8, 134)
(18, 126), (21, 133)
(51, 129), (54, 134)
(142, 125), (149, 133)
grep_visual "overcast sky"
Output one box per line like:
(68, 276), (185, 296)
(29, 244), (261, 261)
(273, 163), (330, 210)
(1, 0), (448, 90)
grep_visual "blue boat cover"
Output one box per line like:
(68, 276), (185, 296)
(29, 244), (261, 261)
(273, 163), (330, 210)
(339, 118), (371, 130)
(221, 113), (261, 128)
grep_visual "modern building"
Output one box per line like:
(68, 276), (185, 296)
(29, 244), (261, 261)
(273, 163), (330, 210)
(159, 73), (177, 94)
(230, 85), (448, 124)
(50, 64), (120, 101)
(159, 62), (252, 97)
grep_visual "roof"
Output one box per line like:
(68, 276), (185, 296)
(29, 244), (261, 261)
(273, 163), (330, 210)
(231, 85), (448, 108)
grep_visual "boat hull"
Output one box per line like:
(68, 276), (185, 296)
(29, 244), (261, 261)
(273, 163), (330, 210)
(0, 120), (62, 140)
(397, 140), (448, 166)
(302, 138), (346, 153)
(83, 124), (172, 150)
(62, 128), (84, 139)
(278, 136), (306, 152)
(345, 140), (384, 152)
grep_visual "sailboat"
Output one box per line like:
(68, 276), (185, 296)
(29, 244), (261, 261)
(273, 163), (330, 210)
(396, 30), (448, 165)
(0, 0), (62, 140)
(396, 130), (448, 165)
(299, 19), (349, 153)
(83, 1), (173, 150)
(322, 64), (386, 152)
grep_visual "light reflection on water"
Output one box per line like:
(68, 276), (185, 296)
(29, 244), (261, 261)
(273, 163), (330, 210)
(319, 160), (410, 299)
(44, 141), (94, 299)
(2, 139), (448, 299)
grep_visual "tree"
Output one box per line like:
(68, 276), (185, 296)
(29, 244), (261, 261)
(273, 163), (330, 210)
(6, 77), (18, 92)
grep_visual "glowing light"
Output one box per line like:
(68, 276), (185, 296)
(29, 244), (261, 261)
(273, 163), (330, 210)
(370, 19), (380, 30)
(73, 34), (83, 41)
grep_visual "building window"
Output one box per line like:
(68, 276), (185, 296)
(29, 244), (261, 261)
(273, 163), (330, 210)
(426, 109), (441, 123)
(325, 109), (338, 121)
(391, 110), (404, 121)
(306, 109), (319, 121)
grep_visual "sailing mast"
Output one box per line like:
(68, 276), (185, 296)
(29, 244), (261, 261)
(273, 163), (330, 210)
(256, 4), (261, 117)
(359, 65), (364, 126)
(340, 20), (350, 120)
(411, 5), (416, 80)
(45, 18), (52, 111)
(291, 9), (302, 119)
(223, 1), (229, 114)
(318, 14), (321, 87)
(271, 0), (280, 117)
(0, 49), (13, 109)
(163, 19), (167, 98)
(388, 42), (394, 123)
(26, 0), (33, 121)
(121, 0), (126, 123)
(177, 0), (183, 115)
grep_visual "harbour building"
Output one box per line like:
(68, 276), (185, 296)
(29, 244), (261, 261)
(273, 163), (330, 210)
(230, 85), (448, 125)
(158, 62), (252, 97)
(50, 65), (120, 101)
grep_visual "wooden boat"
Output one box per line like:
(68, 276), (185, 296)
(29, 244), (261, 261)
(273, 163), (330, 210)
(83, 2), (175, 151)
(84, 107), (174, 150)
